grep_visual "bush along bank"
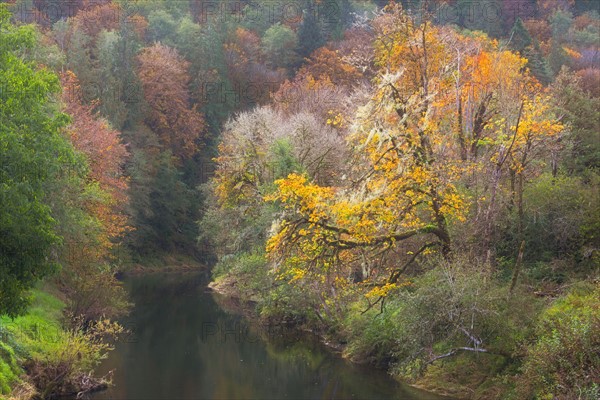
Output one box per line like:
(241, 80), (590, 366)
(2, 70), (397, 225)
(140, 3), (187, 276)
(0, 288), (123, 399)
(209, 254), (599, 399)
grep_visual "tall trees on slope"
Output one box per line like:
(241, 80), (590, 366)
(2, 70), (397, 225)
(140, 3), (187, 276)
(58, 71), (131, 319)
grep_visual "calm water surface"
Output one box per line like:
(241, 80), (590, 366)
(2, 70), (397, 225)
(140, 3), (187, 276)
(93, 272), (446, 400)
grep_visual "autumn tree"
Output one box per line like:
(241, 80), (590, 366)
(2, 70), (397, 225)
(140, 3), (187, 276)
(69, 2), (121, 41)
(265, 3), (564, 309)
(224, 27), (285, 108)
(202, 105), (347, 275)
(296, 47), (363, 87)
(333, 27), (377, 79)
(55, 70), (131, 320)
(136, 43), (205, 159)
(266, 6), (468, 313)
(61, 71), (130, 245)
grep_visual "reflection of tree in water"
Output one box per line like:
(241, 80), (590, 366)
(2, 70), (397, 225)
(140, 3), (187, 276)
(96, 273), (445, 400)
(128, 272), (208, 304)
(210, 286), (443, 400)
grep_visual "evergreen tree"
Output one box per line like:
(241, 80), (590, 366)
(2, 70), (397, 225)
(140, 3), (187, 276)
(297, 6), (325, 61)
(329, 0), (354, 39)
(510, 18), (553, 84)
(524, 42), (553, 85)
(510, 18), (533, 53)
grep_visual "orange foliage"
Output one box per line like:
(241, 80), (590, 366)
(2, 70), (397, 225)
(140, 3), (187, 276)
(127, 14), (148, 41)
(297, 47), (363, 87)
(61, 71), (131, 245)
(265, 3), (563, 299)
(524, 19), (552, 44)
(136, 43), (205, 159)
(71, 2), (121, 40)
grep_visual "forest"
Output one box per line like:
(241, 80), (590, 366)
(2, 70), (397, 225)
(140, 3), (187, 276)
(0, 0), (598, 399)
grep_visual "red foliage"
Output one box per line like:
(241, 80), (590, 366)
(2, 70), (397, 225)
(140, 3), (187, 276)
(61, 71), (131, 243)
(223, 28), (285, 107)
(136, 43), (205, 159)
(71, 2), (121, 39)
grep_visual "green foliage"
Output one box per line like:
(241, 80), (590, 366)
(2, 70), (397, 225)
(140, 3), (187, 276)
(509, 18), (552, 85)
(212, 251), (270, 302)
(0, 289), (123, 398)
(523, 44), (553, 85)
(0, 5), (82, 317)
(212, 251), (266, 281)
(516, 284), (600, 399)
(121, 0), (189, 20)
(238, 1), (281, 35)
(65, 29), (97, 95)
(510, 18), (532, 53)
(96, 30), (131, 130)
(346, 259), (541, 379)
(0, 341), (20, 394)
(551, 67), (600, 172)
(344, 298), (406, 367)
(550, 9), (573, 39)
(269, 138), (305, 181)
(262, 23), (298, 69)
(297, 9), (325, 60)
(497, 172), (600, 270)
(147, 9), (177, 45)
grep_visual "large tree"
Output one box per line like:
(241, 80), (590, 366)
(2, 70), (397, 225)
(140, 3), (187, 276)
(265, 3), (563, 309)
(0, 6), (81, 316)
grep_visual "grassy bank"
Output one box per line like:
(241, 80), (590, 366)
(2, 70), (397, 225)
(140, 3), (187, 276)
(121, 253), (209, 276)
(0, 287), (120, 399)
(0, 289), (64, 397)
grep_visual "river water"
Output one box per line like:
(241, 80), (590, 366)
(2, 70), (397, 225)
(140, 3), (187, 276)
(93, 272), (446, 400)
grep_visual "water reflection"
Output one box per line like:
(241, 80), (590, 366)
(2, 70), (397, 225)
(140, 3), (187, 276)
(93, 272), (446, 400)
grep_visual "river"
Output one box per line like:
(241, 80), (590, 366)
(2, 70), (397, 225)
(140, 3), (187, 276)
(92, 271), (447, 400)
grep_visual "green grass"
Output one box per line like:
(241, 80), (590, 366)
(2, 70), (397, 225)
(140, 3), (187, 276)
(0, 288), (66, 395)
(0, 340), (20, 395)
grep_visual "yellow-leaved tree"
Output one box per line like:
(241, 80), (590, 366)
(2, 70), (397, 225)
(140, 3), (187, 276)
(265, 3), (563, 313)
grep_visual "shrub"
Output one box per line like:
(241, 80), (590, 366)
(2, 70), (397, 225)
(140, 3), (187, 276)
(23, 317), (123, 399)
(498, 172), (600, 269)
(0, 290), (123, 398)
(516, 283), (600, 399)
(343, 298), (407, 367)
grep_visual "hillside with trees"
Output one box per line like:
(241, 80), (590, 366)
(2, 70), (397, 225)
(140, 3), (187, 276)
(0, 1), (598, 399)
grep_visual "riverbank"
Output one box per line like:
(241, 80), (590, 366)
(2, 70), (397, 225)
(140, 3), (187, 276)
(208, 276), (458, 398)
(93, 269), (444, 400)
(209, 278), (348, 356)
(208, 265), (600, 400)
(120, 254), (209, 276)
(0, 287), (112, 399)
